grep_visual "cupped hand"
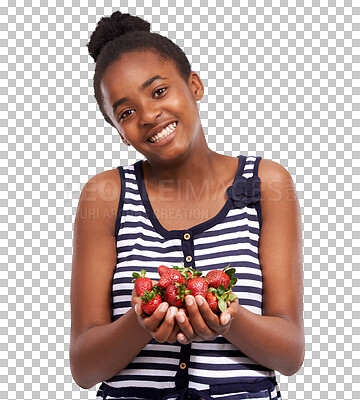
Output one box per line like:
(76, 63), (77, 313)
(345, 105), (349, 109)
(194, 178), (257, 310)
(175, 295), (238, 344)
(131, 286), (181, 343)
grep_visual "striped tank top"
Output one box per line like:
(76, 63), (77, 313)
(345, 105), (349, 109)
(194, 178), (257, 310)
(96, 155), (282, 400)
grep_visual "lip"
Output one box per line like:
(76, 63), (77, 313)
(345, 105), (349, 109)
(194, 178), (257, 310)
(145, 120), (178, 142)
(147, 123), (178, 146)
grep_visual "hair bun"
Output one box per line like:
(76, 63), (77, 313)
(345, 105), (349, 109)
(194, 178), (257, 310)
(88, 11), (151, 62)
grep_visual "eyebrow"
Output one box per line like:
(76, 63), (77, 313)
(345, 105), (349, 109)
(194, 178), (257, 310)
(112, 75), (167, 113)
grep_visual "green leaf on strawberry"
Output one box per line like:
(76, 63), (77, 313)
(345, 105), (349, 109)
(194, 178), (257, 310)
(170, 262), (202, 280)
(152, 285), (165, 298)
(217, 285), (226, 296)
(228, 292), (238, 302)
(132, 269), (147, 282)
(206, 283), (238, 314)
(141, 289), (156, 302)
(218, 298), (227, 313)
(224, 267), (236, 278)
(229, 277), (238, 288)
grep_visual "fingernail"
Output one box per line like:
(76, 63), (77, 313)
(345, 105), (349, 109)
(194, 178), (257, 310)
(196, 296), (203, 306)
(135, 304), (139, 314)
(185, 296), (193, 306)
(222, 314), (231, 325)
(177, 314), (185, 323)
(178, 334), (185, 342)
(159, 303), (168, 312)
(170, 307), (177, 316)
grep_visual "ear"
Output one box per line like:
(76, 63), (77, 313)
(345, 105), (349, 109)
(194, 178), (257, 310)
(116, 128), (131, 146)
(188, 71), (204, 102)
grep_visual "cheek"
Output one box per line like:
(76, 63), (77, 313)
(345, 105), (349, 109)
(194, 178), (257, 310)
(169, 88), (197, 116)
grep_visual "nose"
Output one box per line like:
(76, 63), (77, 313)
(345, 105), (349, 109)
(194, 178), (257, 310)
(138, 100), (162, 126)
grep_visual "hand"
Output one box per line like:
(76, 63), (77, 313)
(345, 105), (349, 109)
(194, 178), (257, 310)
(175, 295), (238, 344)
(131, 287), (181, 343)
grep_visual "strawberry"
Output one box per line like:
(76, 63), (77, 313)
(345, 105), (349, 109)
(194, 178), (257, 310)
(206, 270), (230, 289)
(206, 292), (220, 314)
(206, 285), (238, 314)
(164, 284), (190, 307)
(158, 265), (171, 276)
(158, 269), (185, 289)
(181, 269), (193, 280)
(206, 265), (236, 289)
(141, 294), (162, 315)
(132, 269), (152, 296)
(172, 263), (203, 281)
(141, 285), (163, 315)
(186, 277), (208, 298)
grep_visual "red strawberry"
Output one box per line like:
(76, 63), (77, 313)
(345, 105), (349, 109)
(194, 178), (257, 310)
(170, 263), (203, 281)
(182, 269), (193, 280)
(142, 294), (162, 315)
(165, 283), (191, 307)
(165, 284), (184, 307)
(206, 266), (237, 289)
(206, 270), (230, 289)
(206, 292), (220, 314)
(206, 286), (238, 314)
(158, 265), (171, 276)
(186, 277), (208, 298)
(158, 269), (185, 289)
(132, 269), (152, 296)
(180, 267), (202, 280)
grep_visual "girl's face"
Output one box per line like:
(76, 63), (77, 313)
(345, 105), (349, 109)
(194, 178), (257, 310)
(100, 50), (205, 164)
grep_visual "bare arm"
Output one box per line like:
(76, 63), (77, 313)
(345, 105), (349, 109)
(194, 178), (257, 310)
(223, 159), (305, 375)
(69, 170), (179, 389)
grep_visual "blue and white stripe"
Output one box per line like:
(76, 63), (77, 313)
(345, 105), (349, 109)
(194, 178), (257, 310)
(96, 155), (282, 400)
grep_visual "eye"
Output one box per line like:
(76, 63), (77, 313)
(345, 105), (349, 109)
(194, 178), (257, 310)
(154, 87), (167, 97)
(118, 88), (167, 121)
(119, 109), (134, 121)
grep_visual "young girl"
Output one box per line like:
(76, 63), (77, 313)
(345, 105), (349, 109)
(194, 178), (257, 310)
(70, 11), (304, 400)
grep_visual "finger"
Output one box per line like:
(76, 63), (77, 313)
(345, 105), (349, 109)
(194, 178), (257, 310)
(185, 296), (214, 339)
(195, 295), (221, 331)
(220, 300), (238, 326)
(176, 331), (190, 345)
(131, 288), (143, 314)
(142, 302), (169, 332)
(153, 306), (178, 343)
(167, 323), (181, 344)
(134, 299), (143, 316)
(177, 331), (203, 344)
(176, 307), (195, 342)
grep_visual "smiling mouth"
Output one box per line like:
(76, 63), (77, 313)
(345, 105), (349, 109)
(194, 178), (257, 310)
(148, 121), (177, 143)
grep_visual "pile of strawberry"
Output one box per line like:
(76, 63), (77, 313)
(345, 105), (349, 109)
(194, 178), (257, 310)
(132, 264), (238, 315)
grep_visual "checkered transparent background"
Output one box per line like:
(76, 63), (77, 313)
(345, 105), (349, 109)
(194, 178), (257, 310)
(1, 1), (359, 399)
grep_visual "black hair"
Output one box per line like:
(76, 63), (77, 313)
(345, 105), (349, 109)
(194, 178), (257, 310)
(87, 11), (192, 126)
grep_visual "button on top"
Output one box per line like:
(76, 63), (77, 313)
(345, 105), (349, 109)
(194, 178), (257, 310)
(183, 233), (191, 240)
(186, 255), (192, 262)
(180, 362), (187, 369)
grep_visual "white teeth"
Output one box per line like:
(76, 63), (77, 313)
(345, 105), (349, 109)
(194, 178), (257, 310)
(149, 122), (177, 143)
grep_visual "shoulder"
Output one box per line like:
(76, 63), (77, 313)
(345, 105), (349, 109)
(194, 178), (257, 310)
(257, 158), (295, 201)
(257, 158), (300, 226)
(76, 168), (121, 236)
(80, 168), (121, 203)
(258, 158), (293, 184)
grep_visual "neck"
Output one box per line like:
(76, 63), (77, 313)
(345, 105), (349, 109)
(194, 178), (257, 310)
(143, 144), (219, 191)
